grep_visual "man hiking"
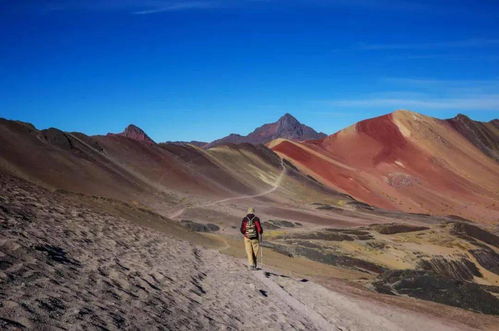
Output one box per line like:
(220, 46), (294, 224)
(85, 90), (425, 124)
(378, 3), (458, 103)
(240, 207), (263, 270)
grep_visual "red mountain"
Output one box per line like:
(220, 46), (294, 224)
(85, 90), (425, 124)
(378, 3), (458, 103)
(269, 110), (499, 224)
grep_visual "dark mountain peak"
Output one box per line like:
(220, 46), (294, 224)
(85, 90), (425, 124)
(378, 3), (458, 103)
(279, 113), (298, 121)
(108, 124), (155, 144)
(452, 113), (472, 122)
(124, 124), (142, 132)
(277, 113), (300, 128)
(205, 113), (326, 148)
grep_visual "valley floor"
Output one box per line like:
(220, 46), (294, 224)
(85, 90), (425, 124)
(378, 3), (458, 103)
(1, 173), (498, 330)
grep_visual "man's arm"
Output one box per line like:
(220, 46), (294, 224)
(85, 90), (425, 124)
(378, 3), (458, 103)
(240, 219), (246, 235)
(255, 219), (263, 234)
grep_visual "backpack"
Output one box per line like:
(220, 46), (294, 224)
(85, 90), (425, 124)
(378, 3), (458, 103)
(245, 215), (258, 239)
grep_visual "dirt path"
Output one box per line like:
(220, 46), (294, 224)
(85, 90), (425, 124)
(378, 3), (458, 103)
(254, 270), (335, 330)
(169, 158), (287, 219)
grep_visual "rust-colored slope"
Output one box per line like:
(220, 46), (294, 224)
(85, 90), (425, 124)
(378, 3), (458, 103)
(270, 110), (499, 224)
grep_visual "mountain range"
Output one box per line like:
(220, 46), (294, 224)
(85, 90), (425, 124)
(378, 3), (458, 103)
(2, 111), (497, 223)
(97, 110), (499, 223)
(2, 110), (499, 324)
(104, 113), (325, 148)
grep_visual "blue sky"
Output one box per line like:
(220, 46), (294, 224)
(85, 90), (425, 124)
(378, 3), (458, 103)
(1, 0), (498, 142)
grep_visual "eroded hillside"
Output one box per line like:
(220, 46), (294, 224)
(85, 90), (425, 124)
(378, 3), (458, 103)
(269, 110), (499, 223)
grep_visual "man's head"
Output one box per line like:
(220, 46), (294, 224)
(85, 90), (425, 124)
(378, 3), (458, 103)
(247, 207), (255, 214)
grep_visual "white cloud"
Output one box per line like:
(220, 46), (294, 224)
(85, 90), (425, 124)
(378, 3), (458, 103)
(320, 77), (499, 113)
(324, 94), (499, 111)
(17, 0), (233, 14)
(133, 1), (217, 14)
(10, 0), (445, 14)
(357, 39), (499, 50)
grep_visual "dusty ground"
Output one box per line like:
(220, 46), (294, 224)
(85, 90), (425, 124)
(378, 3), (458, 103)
(2, 173), (499, 330)
(0, 173), (327, 330)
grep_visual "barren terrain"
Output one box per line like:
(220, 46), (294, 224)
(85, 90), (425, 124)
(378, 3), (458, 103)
(3, 173), (498, 330)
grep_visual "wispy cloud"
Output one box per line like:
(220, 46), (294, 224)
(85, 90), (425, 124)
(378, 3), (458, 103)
(357, 39), (499, 50)
(133, 1), (218, 14)
(3, 0), (447, 15)
(320, 78), (499, 112)
(324, 95), (499, 111)
(383, 77), (499, 89)
(387, 54), (499, 61)
(381, 77), (499, 97)
(9, 0), (237, 14)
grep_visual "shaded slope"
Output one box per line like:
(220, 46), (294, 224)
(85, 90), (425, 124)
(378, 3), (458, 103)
(0, 119), (251, 215)
(0, 119), (151, 204)
(447, 114), (499, 161)
(270, 110), (499, 223)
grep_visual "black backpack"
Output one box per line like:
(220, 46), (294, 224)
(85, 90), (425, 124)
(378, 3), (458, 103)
(246, 215), (258, 239)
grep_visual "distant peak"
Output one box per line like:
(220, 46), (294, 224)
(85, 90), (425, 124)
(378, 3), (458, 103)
(277, 113), (300, 126)
(108, 124), (155, 144)
(124, 124), (145, 134)
(279, 113), (298, 120)
(454, 113), (471, 120)
(205, 112), (324, 148)
(391, 109), (417, 115)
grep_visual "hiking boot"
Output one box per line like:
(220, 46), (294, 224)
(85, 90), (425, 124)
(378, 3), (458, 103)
(249, 265), (256, 271)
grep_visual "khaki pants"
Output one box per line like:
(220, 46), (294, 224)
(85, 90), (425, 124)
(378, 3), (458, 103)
(244, 237), (260, 266)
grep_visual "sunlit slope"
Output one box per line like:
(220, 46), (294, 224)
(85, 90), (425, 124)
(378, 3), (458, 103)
(0, 119), (344, 218)
(270, 110), (499, 224)
(205, 143), (348, 205)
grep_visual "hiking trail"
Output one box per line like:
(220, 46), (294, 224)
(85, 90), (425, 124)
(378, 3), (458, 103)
(169, 158), (287, 219)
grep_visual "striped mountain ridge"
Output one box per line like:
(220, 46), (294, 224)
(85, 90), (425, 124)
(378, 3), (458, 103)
(269, 110), (499, 224)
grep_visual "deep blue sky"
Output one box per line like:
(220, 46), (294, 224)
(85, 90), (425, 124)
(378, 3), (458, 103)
(1, 0), (498, 142)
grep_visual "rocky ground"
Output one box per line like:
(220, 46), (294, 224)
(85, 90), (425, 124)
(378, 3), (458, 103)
(0, 173), (324, 330)
(261, 215), (499, 315)
(3, 173), (496, 330)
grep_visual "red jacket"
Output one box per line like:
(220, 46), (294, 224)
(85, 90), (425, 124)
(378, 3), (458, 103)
(240, 214), (263, 238)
